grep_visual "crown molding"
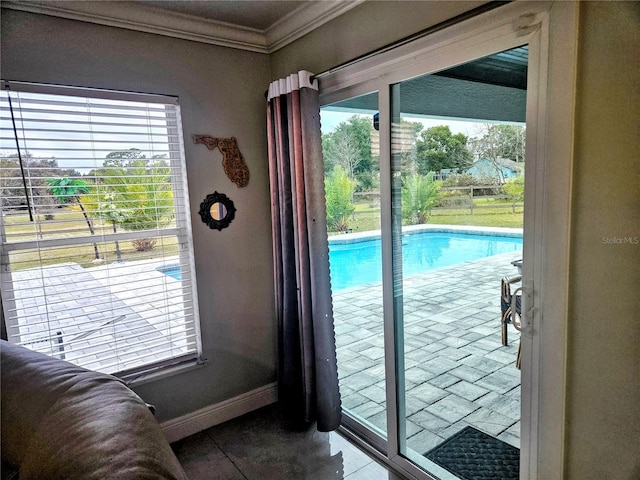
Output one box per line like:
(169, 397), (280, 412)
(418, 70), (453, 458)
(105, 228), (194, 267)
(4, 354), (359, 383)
(1, 0), (363, 54)
(1, 1), (269, 53)
(265, 0), (364, 53)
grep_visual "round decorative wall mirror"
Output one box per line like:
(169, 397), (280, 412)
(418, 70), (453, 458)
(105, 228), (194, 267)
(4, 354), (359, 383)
(198, 191), (236, 231)
(210, 202), (227, 220)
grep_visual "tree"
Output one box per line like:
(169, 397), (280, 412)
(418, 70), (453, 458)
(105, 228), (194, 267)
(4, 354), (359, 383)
(46, 177), (100, 260)
(88, 150), (175, 251)
(392, 120), (424, 177)
(91, 192), (125, 261)
(415, 126), (473, 175)
(401, 172), (441, 225)
(0, 153), (78, 210)
(324, 166), (356, 232)
(103, 148), (147, 166)
(322, 127), (362, 181)
(502, 176), (525, 213)
(469, 124), (526, 181)
(102, 161), (173, 231)
(495, 124), (526, 163)
(322, 115), (376, 190)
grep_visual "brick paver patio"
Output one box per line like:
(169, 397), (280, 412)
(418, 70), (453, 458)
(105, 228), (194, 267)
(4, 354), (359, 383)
(333, 250), (522, 455)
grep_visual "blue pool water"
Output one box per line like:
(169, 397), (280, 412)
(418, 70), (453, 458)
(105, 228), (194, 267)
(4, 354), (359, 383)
(329, 232), (522, 290)
(157, 265), (182, 280)
(158, 232), (522, 290)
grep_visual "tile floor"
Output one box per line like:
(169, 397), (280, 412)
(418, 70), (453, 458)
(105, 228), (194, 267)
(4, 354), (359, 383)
(172, 403), (404, 480)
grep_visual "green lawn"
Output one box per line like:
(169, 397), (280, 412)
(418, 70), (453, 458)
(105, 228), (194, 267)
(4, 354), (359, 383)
(6, 198), (523, 270)
(334, 198), (524, 233)
(429, 209), (524, 228)
(4, 209), (179, 270)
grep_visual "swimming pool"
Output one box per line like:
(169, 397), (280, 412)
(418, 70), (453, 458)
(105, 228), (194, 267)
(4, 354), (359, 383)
(329, 230), (522, 290)
(157, 228), (522, 289)
(156, 264), (182, 280)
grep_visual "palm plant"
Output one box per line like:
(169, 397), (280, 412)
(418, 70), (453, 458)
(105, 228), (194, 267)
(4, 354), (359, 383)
(325, 165), (356, 232)
(401, 172), (441, 225)
(91, 192), (125, 261)
(108, 160), (174, 231)
(98, 158), (174, 251)
(46, 177), (100, 260)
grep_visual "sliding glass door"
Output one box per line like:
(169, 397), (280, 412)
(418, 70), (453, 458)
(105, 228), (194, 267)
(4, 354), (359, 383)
(318, 3), (556, 478)
(320, 91), (389, 450)
(390, 48), (526, 478)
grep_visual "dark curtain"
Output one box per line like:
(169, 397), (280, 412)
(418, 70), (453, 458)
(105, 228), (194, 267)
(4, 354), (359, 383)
(266, 71), (341, 432)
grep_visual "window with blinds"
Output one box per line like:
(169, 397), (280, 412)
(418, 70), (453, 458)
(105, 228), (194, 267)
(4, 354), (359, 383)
(0, 81), (203, 381)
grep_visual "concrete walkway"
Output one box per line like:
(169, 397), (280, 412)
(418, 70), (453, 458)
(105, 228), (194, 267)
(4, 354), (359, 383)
(333, 250), (522, 454)
(9, 257), (189, 373)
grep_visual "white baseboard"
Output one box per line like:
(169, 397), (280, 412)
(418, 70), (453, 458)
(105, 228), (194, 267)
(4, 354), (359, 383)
(161, 382), (278, 443)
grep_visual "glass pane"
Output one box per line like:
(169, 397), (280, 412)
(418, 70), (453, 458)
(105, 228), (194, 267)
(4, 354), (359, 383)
(391, 46), (527, 477)
(0, 88), (200, 377)
(321, 92), (387, 438)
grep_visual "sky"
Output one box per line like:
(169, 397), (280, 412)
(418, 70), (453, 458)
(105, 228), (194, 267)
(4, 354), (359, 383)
(320, 109), (501, 138)
(1, 90), (175, 172)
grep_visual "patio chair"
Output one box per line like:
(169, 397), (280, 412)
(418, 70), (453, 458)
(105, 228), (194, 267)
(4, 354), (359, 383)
(501, 274), (522, 369)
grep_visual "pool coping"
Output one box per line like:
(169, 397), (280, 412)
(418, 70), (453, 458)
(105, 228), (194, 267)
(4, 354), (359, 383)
(328, 224), (523, 245)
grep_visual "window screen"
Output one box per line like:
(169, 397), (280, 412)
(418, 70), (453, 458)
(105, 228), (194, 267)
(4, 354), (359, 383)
(0, 81), (203, 381)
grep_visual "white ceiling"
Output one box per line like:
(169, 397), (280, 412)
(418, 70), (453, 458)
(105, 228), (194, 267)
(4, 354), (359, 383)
(1, 0), (363, 53)
(136, 1), (309, 31)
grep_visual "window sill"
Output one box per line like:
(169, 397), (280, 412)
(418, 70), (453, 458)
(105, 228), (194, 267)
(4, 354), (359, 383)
(123, 356), (208, 387)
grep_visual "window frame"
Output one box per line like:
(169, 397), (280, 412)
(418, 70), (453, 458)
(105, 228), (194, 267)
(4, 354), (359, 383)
(318, 2), (578, 478)
(0, 80), (204, 383)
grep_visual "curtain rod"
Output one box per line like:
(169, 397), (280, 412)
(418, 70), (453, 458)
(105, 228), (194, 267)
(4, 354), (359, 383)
(311, 1), (508, 82)
(266, 1), (507, 97)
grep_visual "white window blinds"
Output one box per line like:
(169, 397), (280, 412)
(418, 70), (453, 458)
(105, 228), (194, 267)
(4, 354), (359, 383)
(0, 81), (203, 381)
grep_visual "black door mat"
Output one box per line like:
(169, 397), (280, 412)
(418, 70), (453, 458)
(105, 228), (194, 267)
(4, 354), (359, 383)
(424, 426), (519, 480)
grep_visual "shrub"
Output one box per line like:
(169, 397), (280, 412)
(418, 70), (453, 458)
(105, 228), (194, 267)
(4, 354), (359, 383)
(442, 174), (500, 196)
(132, 238), (157, 252)
(502, 176), (525, 212)
(401, 172), (441, 225)
(436, 196), (473, 208)
(355, 170), (380, 192)
(442, 173), (477, 188)
(325, 166), (356, 232)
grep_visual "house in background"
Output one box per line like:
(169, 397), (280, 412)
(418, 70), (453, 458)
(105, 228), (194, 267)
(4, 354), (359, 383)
(1, 1), (637, 479)
(466, 157), (523, 183)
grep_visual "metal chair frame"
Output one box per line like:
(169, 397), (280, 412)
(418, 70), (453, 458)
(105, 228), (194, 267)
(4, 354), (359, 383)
(501, 274), (522, 368)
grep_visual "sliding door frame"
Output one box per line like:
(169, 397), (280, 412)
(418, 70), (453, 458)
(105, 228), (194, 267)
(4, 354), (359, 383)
(320, 2), (578, 478)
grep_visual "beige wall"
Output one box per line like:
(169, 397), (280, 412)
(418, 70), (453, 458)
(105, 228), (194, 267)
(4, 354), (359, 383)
(270, 0), (488, 79)
(1, 9), (277, 421)
(565, 2), (640, 479)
